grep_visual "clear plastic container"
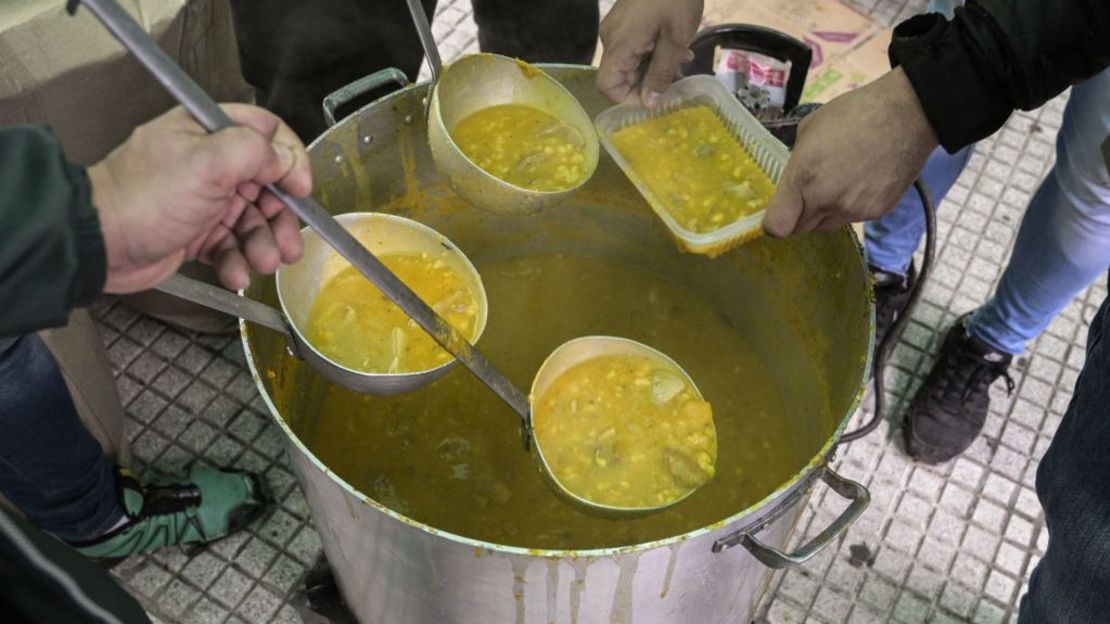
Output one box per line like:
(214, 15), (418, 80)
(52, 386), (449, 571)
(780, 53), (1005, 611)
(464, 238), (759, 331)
(595, 75), (790, 257)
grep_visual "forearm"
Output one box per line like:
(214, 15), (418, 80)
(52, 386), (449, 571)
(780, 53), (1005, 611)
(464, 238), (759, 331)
(0, 127), (106, 337)
(891, 0), (1110, 151)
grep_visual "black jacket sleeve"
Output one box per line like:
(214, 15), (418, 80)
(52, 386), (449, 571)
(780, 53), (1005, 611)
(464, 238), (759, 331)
(889, 0), (1110, 152)
(0, 127), (106, 337)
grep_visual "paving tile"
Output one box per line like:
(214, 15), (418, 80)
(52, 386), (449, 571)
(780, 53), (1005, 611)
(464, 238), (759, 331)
(271, 604), (304, 624)
(905, 564), (944, 601)
(150, 328), (189, 357)
(1014, 488), (1042, 520)
(107, 337), (144, 372)
(236, 537), (279, 579)
(962, 525), (1001, 563)
(287, 526), (324, 566)
(982, 474), (1019, 506)
(182, 551), (227, 590)
(970, 499), (1007, 534)
(228, 409), (267, 443)
(891, 591), (931, 623)
(208, 567), (253, 609)
(237, 585), (283, 623)
(973, 598), (1009, 624)
(202, 358), (244, 391)
(952, 552), (990, 592)
(129, 351), (168, 384)
(929, 509), (967, 545)
(994, 542), (1027, 578)
(153, 405), (193, 440)
(128, 389), (169, 424)
(262, 554), (307, 595)
(177, 381), (219, 415)
(257, 509), (302, 548)
(858, 575), (899, 612)
(129, 562), (173, 598)
(1004, 515), (1036, 548)
(939, 582), (977, 619)
(917, 536), (956, 574)
(766, 599), (808, 623)
(157, 578), (202, 619)
(179, 420), (220, 453)
(183, 598), (228, 624)
(939, 483), (976, 517)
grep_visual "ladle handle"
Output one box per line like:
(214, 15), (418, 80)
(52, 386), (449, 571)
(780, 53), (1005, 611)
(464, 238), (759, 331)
(403, 0), (442, 80)
(154, 273), (291, 338)
(70, 0), (534, 435)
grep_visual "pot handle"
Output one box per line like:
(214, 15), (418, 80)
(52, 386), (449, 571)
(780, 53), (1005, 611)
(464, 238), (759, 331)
(711, 468), (869, 570)
(323, 68), (412, 128)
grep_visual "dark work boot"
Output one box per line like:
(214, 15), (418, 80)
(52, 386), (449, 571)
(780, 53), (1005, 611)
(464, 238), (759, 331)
(904, 314), (1016, 464)
(872, 262), (917, 348)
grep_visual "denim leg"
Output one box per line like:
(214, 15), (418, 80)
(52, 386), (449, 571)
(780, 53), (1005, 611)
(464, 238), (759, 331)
(864, 145), (975, 274)
(0, 335), (122, 543)
(1019, 291), (1110, 622)
(968, 70), (1110, 354)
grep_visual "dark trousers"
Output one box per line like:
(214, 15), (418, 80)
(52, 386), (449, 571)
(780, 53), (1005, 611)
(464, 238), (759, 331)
(229, 0), (600, 140)
(1020, 283), (1110, 622)
(0, 335), (120, 543)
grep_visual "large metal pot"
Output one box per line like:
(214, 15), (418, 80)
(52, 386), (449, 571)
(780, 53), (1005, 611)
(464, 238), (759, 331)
(244, 66), (873, 624)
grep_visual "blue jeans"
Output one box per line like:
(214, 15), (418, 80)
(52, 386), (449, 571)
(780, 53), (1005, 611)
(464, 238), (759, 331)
(1022, 288), (1110, 622)
(0, 335), (122, 543)
(865, 68), (1110, 355)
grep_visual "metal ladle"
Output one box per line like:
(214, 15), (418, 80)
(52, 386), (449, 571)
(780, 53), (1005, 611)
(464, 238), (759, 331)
(403, 0), (600, 215)
(72, 0), (704, 516)
(157, 213), (490, 396)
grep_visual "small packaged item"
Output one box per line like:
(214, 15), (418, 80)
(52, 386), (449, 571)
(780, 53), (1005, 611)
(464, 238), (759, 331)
(714, 48), (793, 116)
(595, 75), (789, 257)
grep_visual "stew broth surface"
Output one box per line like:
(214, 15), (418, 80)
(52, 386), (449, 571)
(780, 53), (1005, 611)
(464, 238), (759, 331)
(295, 253), (808, 549)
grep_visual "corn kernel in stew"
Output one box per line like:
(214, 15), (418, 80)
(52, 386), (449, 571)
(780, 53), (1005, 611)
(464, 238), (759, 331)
(452, 104), (588, 192)
(306, 253), (479, 373)
(534, 354), (717, 508)
(609, 105), (774, 234)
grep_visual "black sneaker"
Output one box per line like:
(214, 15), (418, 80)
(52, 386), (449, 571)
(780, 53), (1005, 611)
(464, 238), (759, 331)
(872, 262), (917, 348)
(904, 314), (1016, 464)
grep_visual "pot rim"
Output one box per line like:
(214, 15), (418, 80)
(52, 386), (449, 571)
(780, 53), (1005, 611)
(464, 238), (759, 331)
(241, 65), (876, 559)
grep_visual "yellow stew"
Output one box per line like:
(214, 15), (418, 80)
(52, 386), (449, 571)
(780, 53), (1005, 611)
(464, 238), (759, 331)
(609, 105), (775, 234)
(453, 104), (588, 192)
(306, 253), (479, 373)
(533, 354), (717, 508)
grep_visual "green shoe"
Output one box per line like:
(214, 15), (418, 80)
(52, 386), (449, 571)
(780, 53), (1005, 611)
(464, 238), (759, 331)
(71, 466), (271, 561)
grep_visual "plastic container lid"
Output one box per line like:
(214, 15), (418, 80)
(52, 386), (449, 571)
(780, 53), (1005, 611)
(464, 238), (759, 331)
(595, 75), (790, 257)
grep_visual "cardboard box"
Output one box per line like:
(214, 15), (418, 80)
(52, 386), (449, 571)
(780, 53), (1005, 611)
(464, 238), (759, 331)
(0, 0), (250, 166)
(701, 0), (893, 103)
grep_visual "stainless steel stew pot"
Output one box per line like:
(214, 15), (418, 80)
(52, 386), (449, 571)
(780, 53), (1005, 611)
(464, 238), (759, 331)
(244, 66), (873, 624)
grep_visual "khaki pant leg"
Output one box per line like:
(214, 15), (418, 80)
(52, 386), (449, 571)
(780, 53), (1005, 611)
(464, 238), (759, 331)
(37, 309), (130, 467)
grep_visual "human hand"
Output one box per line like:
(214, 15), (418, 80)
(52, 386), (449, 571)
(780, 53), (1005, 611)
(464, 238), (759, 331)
(597, 0), (703, 107)
(89, 104), (312, 294)
(762, 67), (938, 237)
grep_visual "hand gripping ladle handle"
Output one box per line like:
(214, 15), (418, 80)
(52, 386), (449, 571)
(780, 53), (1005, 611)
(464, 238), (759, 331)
(69, 0), (534, 440)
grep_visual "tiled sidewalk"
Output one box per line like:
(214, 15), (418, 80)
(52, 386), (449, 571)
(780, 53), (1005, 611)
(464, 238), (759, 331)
(94, 0), (1090, 621)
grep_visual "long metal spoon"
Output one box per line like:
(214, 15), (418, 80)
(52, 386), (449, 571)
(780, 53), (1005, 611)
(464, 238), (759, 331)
(68, 0), (532, 443)
(71, 0), (712, 517)
(403, 0), (442, 83)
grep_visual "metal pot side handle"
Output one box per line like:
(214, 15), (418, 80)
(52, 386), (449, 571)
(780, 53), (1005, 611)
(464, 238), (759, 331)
(322, 68), (412, 128)
(712, 468), (869, 570)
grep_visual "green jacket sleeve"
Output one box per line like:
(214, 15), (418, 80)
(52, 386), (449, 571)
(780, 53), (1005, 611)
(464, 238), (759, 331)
(0, 127), (106, 337)
(889, 0), (1110, 152)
